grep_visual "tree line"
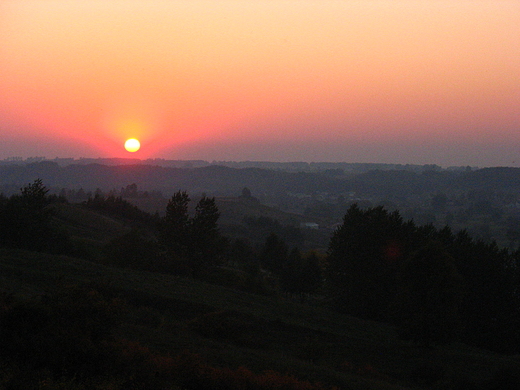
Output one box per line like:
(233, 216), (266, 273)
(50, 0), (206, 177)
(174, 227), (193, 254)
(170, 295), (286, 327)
(327, 204), (520, 351)
(0, 179), (72, 254)
(2, 180), (520, 353)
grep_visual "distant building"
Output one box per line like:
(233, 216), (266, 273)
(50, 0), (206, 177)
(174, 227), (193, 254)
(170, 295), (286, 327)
(300, 222), (319, 230)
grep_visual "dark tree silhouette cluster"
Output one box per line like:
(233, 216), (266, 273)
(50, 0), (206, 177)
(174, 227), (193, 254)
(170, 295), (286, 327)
(84, 192), (159, 227)
(392, 241), (463, 346)
(280, 249), (322, 301)
(158, 191), (227, 276)
(0, 179), (71, 253)
(258, 233), (322, 298)
(327, 204), (520, 351)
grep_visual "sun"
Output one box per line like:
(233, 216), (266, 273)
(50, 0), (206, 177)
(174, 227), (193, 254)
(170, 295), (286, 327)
(124, 138), (140, 152)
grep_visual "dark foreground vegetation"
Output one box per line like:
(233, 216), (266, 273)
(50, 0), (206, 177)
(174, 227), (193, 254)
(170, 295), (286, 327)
(1, 180), (520, 389)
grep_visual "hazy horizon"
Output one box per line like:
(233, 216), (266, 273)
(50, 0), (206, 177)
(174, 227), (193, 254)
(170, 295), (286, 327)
(0, 155), (500, 170)
(1, 1), (519, 167)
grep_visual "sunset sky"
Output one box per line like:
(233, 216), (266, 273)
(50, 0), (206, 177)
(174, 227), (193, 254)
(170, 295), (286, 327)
(1, 0), (519, 167)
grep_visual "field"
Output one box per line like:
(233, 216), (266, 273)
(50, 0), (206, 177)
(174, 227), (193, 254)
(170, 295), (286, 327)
(2, 241), (519, 389)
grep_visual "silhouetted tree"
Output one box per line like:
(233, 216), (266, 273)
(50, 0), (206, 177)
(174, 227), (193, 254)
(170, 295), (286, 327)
(259, 233), (288, 275)
(392, 241), (463, 346)
(121, 183), (138, 198)
(450, 233), (520, 352)
(327, 203), (520, 352)
(190, 196), (228, 273)
(0, 179), (71, 253)
(84, 194), (157, 226)
(158, 192), (226, 275)
(158, 191), (191, 259)
(327, 204), (415, 320)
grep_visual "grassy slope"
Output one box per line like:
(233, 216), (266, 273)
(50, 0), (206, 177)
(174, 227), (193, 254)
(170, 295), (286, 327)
(1, 202), (519, 389)
(1, 246), (519, 389)
(126, 194), (326, 227)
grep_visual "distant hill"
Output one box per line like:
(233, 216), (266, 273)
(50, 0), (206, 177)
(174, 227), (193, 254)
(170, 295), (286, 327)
(0, 160), (487, 198)
(4, 162), (520, 219)
(0, 162), (350, 197)
(1, 156), (457, 172)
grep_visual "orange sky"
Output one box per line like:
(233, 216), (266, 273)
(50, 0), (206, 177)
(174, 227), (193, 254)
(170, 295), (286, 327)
(0, 0), (519, 166)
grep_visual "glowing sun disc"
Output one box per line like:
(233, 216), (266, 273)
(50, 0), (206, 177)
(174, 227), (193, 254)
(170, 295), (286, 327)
(124, 138), (140, 152)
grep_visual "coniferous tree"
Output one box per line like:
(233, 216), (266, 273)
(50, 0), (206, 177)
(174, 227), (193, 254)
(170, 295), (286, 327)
(0, 179), (71, 253)
(158, 192), (226, 275)
(159, 191), (191, 258)
(190, 196), (227, 272)
(327, 204), (415, 320)
(450, 233), (520, 352)
(392, 241), (463, 346)
(259, 233), (288, 275)
(327, 203), (520, 352)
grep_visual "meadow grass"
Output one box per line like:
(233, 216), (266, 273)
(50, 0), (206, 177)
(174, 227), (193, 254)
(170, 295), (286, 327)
(1, 247), (519, 389)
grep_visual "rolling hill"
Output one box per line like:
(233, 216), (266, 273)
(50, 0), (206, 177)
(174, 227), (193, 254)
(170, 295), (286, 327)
(1, 202), (519, 389)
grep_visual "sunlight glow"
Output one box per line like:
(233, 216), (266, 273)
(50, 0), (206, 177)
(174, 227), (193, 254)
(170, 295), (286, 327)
(124, 138), (141, 153)
(0, 0), (519, 165)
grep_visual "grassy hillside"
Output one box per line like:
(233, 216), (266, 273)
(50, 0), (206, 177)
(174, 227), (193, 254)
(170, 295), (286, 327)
(125, 194), (332, 251)
(1, 245), (519, 389)
(1, 195), (519, 389)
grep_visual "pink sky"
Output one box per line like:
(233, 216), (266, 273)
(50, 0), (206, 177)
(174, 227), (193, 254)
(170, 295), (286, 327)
(1, 0), (519, 166)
